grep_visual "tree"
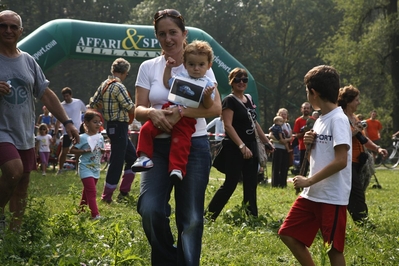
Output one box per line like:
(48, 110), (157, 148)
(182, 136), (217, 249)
(129, 0), (342, 126)
(322, 0), (399, 143)
(2, 0), (142, 114)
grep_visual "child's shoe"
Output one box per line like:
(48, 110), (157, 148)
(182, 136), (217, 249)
(131, 156), (154, 172)
(170, 169), (183, 181)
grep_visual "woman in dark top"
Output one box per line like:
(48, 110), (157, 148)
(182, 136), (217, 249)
(206, 67), (273, 220)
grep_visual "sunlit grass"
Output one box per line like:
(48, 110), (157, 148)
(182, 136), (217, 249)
(1, 165), (398, 265)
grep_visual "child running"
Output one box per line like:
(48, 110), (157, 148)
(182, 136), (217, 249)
(132, 40), (216, 181)
(36, 123), (54, 176)
(278, 65), (352, 266)
(70, 110), (105, 220)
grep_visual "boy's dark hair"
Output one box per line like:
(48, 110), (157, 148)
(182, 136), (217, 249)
(61, 87), (72, 95)
(337, 85), (359, 109)
(304, 65), (340, 103)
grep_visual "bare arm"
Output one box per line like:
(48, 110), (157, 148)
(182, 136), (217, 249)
(255, 121), (274, 149)
(202, 86), (215, 109)
(223, 108), (253, 159)
(135, 86), (176, 133)
(294, 144), (348, 189)
(163, 57), (176, 89)
(40, 88), (80, 144)
(180, 86), (222, 119)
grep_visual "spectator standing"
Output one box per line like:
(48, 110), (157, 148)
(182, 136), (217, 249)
(279, 65), (352, 266)
(134, 9), (221, 265)
(89, 58), (136, 203)
(36, 105), (55, 135)
(338, 85), (387, 227)
(270, 108), (293, 188)
(365, 110), (382, 144)
(206, 67), (273, 220)
(365, 110), (383, 162)
(0, 10), (79, 231)
(207, 114), (225, 141)
(54, 87), (86, 174)
(293, 102), (313, 176)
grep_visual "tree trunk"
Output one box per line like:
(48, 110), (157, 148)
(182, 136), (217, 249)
(388, 0), (399, 132)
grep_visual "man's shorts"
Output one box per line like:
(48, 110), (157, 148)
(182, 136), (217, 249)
(278, 196), (347, 252)
(62, 134), (73, 148)
(0, 142), (36, 172)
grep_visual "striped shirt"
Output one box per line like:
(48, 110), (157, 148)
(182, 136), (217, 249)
(90, 76), (134, 122)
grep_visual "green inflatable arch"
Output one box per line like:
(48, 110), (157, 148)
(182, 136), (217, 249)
(17, 19), (257, 103)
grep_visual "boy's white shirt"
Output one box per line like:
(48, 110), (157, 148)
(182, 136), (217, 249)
(301, 107), (352, 205)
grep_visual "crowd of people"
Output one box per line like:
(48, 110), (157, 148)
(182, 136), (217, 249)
(0, 8), (396, 266)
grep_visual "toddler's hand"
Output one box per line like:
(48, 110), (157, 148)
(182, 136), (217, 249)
(166, 57), (177, 68)
(203, 86), (215, 96)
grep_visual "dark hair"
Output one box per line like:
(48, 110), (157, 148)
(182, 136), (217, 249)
(304, 65), (340, 103)
(228, 67), (248, 86)
(111, 58), (130, 74)
(83, 110), (101, 123)
(153, 9), (185, 34)
(337, 85), (360, 109)
(61, 87), (72, 95)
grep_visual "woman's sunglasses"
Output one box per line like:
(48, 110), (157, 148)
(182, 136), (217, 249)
(233, 77), (249, 83)
(154, 9), (184, 23)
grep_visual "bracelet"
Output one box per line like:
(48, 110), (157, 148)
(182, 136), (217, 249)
(375, 145), (381, 152)
(177, 105), (183, 118)
(239, 143), (245, 149)
(62, 119), (74, 127)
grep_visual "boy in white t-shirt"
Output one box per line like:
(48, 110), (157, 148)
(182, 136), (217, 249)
(278, 65), (352, 266)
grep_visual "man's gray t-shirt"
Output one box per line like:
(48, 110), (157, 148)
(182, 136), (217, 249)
(0, 51), (49, 150)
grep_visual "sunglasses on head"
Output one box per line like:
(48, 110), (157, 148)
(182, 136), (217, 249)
(154, 9), (184, 23)
(0, 23), (21, 31)
(233, 77), (249, 83)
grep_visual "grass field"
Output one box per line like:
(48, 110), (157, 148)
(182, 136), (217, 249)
(1, 164), (398, 265)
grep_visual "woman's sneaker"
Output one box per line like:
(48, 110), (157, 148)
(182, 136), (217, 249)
(131, 156), (154, 172)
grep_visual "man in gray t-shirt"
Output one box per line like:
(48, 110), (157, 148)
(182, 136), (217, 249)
(0, 10), (79, 231)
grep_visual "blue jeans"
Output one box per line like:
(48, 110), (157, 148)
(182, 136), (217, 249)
(105, 121), (136, 185)
(137, 136), (210, 266)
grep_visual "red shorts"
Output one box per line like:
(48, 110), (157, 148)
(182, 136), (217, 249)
(278, 196), (347, 252)
(0, 143), (37, 172)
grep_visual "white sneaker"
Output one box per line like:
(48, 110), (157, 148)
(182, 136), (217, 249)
(91, 215), (103, 220)
(42, 172), (46, 176)
(131, 156), (154, 172)
(170, 169), (183, 181)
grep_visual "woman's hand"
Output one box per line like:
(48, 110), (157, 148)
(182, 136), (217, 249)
(149, 106), (183, 133)
(240, 146), (253, 159)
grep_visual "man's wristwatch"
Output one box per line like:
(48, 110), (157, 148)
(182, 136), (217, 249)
(63, 119), (74, 127)
(239, 143), (246, 149)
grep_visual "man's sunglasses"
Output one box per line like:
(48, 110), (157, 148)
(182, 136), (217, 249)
(0, 23), (22, 31)
(153, 9), (184, 24)
(233, 77), (249, 83)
